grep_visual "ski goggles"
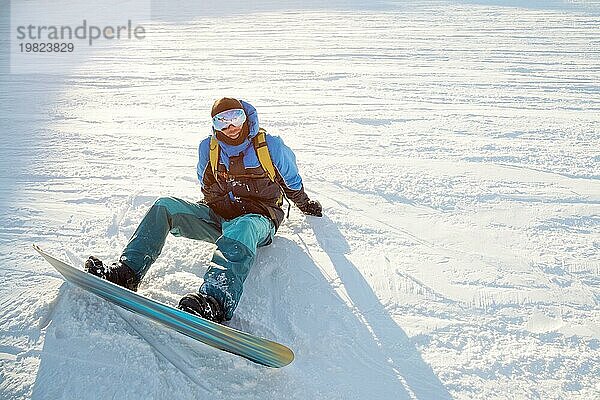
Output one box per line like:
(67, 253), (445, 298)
(212, 108), (247, 131)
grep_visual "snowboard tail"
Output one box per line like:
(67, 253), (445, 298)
(33, 244), (294, 368)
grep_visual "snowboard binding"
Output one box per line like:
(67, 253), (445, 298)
(178, 292), (225, 323)
(84, 256), (140, 292)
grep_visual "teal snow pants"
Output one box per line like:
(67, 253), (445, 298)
(119, 196), (275, 320)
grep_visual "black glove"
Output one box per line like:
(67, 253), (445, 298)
(298, 199), (323, 217)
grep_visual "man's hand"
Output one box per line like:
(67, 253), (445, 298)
(298, 199), (323, 217)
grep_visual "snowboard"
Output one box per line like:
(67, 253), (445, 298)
(33, 244), (294, 368)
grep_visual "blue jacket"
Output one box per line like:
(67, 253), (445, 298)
(197, 100), (309, 228)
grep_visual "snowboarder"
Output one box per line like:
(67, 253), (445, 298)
(85, 97), (322, 323)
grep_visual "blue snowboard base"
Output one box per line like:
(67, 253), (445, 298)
(33, 244), (294, 368)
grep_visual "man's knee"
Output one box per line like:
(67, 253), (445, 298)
(154, 196), (179, 210)
(153, 196), (201, 216)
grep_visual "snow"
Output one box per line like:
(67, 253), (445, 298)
(1, 0), (599, 399)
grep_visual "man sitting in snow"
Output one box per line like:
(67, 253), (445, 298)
(84, 97), (322, 323)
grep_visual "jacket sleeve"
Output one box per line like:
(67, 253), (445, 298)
(266, 135), (311, 207)
(197, 137), (211, 188)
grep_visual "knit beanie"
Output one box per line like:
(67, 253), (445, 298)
(211, 97), (249, 146)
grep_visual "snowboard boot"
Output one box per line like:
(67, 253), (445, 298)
(84, 256), (140, 292)
(177, 292), (225, 323)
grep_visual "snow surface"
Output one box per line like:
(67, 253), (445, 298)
(1, 1), (599, 399)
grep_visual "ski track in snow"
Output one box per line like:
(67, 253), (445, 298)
(1, 1), (599, 399)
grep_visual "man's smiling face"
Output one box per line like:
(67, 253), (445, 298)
(220, 124), (243, 140)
